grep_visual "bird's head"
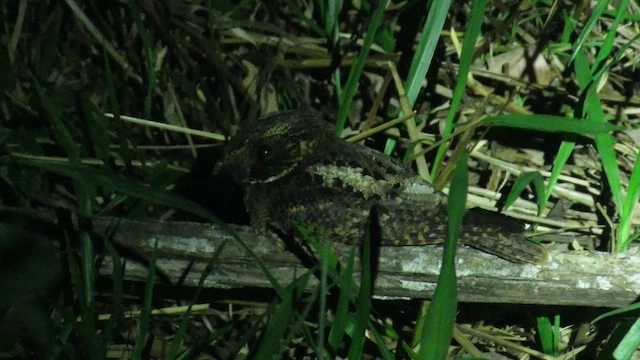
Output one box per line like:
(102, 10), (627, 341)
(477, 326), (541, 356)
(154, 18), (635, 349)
(220, 110), (334, 184)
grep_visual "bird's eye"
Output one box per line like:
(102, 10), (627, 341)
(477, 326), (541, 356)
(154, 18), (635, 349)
(255, 144), (271, 162)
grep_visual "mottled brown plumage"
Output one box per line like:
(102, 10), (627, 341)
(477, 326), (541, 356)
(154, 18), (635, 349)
(221, 110), (547, 264)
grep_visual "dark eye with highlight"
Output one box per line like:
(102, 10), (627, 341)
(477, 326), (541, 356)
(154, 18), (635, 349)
(255, 144), (271, 162)
(247, 140), (300, 182)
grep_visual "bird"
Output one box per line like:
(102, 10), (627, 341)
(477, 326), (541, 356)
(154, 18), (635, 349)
(220, 109), (547, 264)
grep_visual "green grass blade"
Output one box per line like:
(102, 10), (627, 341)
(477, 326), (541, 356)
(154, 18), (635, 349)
(553, 315), (561, 355)
(126, 0), (156, 119)
(618, 155), (640, 250)
(297, 223), (358, 355)
(416, 150), (466, 359)
(63, 235), (102, 357)
(537, 316), (553, 355)
(323, 0), (341, 47)
(78, 230), (96, 330)
(325, 0), (342, 101)
(592, 0), (629, 71)
(346, 209), (374, 359)
(253, 294), (294, 360)
(568, 0), (610, 65)
(132, 239), (158, 359)
(34, 4), (63, 80)
(503, 171), (546, 214)
(593, 33), (640, 82)
(224, 301), (275, 358)
(35, 74), (105, 357)
(101, 236), (124, 343)
(281, 1), (325, 37)
(537, 316), (560, 356)
(79, 95), (111, 162)
(166, 239), (229, 359)
(592, 302), (640, 324)
(613, 317), (640, 360)
(15, 158), (287, 296)
(482, 114), (620, 134)
(327, 240), (358, 353)
(48, 320), (74, 359)
(365, 321), (395, 360)
(175, 323), (235, 360)
(432, 0), (486, 180)
(573, 51), (625, 246)
(334, 0), (388, 136)
(33, 80), (80, 162)
(278, 273), (317, 358)
(404, 0), (451, 107)
(316, 247), (329, 359)
(592, 130), (623, 233)
(544, 141), (575, 206)
(103, 46), (134, 165)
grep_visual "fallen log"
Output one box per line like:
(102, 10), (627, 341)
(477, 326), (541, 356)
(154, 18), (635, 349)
(96, 218), (639, 307)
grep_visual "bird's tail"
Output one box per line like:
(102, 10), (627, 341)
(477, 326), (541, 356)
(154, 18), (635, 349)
(458, 208), (548, 264)
(459, 231), (548, 264)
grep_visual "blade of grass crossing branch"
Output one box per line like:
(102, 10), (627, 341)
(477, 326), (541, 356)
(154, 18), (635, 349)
(166, 239), (230, 360)
(132, 239), (158, 360)
(298, 224), (389, 357)
(280, 272), (319, 358)
(35, 79), (101, 356)
(415, 151), (467, 359)
(316, 243), (329, 358)
(224, 303), (276, 358)
(347, 208), (374, 359)
(16, 159), (287, 297)
(101, 236), (125, 344)
(74, 97), (107, 345)
(297, 224), (358, 355)
(64, 236), (102, 357)
(334, 0), (387, 137)
(253, 284), (295, 359)
(253, 269), (317, 359)
(327, 239), (358, 353)
(431, 0), (486, 182)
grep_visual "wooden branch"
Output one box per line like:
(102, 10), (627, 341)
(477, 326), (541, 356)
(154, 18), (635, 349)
(96, 218), (639, 307)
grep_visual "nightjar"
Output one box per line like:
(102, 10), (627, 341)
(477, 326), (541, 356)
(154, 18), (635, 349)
(221, 110), (547, 264)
